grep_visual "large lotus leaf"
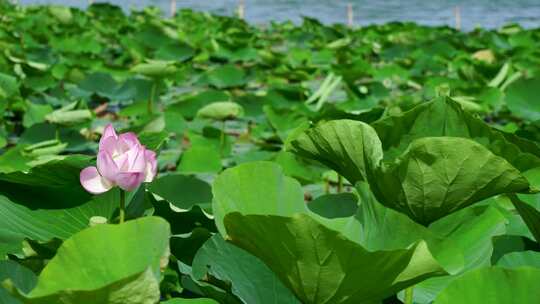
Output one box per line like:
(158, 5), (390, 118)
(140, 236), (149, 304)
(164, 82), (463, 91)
(288, 120), (383, 184)
(290, 120), (529, 225)
(359, 183), (507, 275)
(0, 190), (119, 243)
(148, 174), (212, 211)
(354, 183), (467, 273)
(497, 251), (540, 268)
(192, 235), (299, 304)
(177, 260), (243, 304)
(4, 217), (170, 304)
(428, 203), (507, 270)
(393, 202), (509, 304)
(212, 161), (306, 236)
(354, 182), (432, 251)
(374, 137), (529, 224)
(0, 261), (37, 304)
(434, 267), (540, 304)
(0, 154), (93, 208)
(274, 151), (324, 183)
(371, 97), (540, 171)
(170, 228), (212, 265)
(178, 146), (222, 174)
(0, 146), (33, 175)
(224, 213), (445, 304)
(213, 162), (446, 304)
(505, 77), (540, 122)
(508, 194), (540, 242)
(398, 276), (456, 304)
(307, 193), (358, 219)
(0, 155), (91, 187)
(0, 229), (25, 259)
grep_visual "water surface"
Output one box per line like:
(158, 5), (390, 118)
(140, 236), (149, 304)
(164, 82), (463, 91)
(18, 0), (540, 30)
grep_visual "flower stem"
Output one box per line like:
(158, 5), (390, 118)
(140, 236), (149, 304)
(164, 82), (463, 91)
(119, 190), (126, 224)
(404, 286), (414, 304)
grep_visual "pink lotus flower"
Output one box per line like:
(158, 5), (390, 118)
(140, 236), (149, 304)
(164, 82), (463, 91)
(80, 124), (157, 194)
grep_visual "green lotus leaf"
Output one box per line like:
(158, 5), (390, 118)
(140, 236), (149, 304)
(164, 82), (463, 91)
(427, 202), (508, 270)
(505, 77), (540, 122)
(148, 174), (212, 211)
(264, 105), (310, 143)
(497, 251), (540, 268)
(192, 235), (299, 303)
(307, 192), (358, 219)
(45, 109), (93, 125)
(178, 146), (222, 174)
(374, 137), (530, 224)
(0, 154), (93, 207)
(274, 150), (324, 183)
(4, 217), (170, 304)
(23, 102), (53, 129)
(0, 146), (32, 174)
(48, 6), (73, 24)
(0, 73), (19, 100)
(213, 162), (446, 304)
(204, 65), (246, 89)
(77, 73), (120, 98)
(508, 194), (540, 242)
(225, 213), (444, 304)
(289, 118), (530, 224)
(357, 185), (510, 304)
(371, 96), (540, 171)
(434, 267), (540, 304)
(288, 119), (382, 184)
(137, 130), (169, 151)
(131, 60), (178, 77)
(366, 180), (512, 266)
(0, 260), (37, 304)
(197, 102), (244, 121)
(354, 183), (492, 273)
(0, 190), (120, 244)
(212, 161), (305, 236)
(0, 229), (25, 259)
(167, 90), (230, 119)
(155, 42), (195, 62)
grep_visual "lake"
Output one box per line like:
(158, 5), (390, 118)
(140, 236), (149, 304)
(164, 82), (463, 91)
(17, 0), (540, 30)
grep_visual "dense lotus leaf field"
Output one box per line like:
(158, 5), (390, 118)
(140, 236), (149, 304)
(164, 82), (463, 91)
(1, 1), (540, 303)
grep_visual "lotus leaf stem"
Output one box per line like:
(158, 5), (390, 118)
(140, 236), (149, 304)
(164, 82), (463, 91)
(119, 190), (126, 224)
(404, 286), (414, 304)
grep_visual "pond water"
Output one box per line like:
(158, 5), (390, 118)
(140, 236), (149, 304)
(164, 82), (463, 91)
(17, 0), (540, 30)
